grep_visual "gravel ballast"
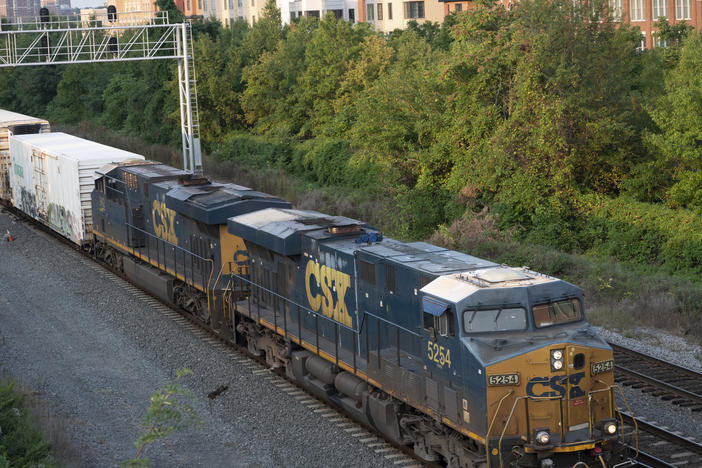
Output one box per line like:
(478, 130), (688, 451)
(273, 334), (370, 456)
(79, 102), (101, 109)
(596, 326), (702, 441)
(0, 210), (397, 467)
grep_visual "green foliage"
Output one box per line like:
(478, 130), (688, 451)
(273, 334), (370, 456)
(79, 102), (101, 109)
(215, 131), (294, 168)
(0, 378), (54, 467)
(1, 0), (701, 280)
(644, 32), (702, 210)
(122, 368), (202, 467)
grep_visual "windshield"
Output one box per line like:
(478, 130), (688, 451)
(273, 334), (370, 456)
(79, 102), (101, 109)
(463, 308), (527, 333)
(533, 298), (582, 328)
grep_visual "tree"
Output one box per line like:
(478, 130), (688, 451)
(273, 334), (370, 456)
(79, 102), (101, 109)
(645, 32), (702, 209)
(241, 17), (318, 135)
(239, 0), (283, 64)
(441, 0), (646, 236)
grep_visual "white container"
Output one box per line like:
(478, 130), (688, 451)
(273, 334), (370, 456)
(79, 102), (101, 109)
(0, 109), (50, 201)
(9, 132), (145, 245)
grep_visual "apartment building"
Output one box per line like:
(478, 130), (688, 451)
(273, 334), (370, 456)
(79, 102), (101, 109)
(0, 0), (42, 20)
(175, 0), (204, 17)
(622, 0), (702, 48)
(169, 0), (702, 45)
(359, 0), (444, 30)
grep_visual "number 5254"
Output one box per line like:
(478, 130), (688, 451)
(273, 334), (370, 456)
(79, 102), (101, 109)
(427, 340), (451, 368)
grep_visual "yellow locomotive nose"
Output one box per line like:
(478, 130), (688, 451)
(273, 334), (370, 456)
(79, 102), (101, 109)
(486, 342), (617, 459)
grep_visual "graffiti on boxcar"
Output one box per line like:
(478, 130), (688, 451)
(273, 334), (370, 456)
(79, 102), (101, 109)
(48, 203), (78, 242)
(19, 188), (37, 218)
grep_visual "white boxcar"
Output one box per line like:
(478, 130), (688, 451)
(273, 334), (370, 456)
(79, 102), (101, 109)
(0, 109), (50, 201)
(9, 132), (145, 245)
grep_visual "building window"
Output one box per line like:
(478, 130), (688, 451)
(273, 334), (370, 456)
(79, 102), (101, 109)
(455, 2), (462, 11)
(377, 3), (383, 19)
(404, 1), (424, 18)
(676, 0), (690, 19)
(186, 0), (190, 9)
(238, 0), (242, 6)
(629, 0), (644, 20)
(652, 0), (667, 18)
(388, 3), (392, 18)
(637, 32), (646, 52)
(608, 0), (622, 19)
(331, 8), (343, 18)
(229, 0), (233, 8)
(654, 32), (667, 48)
(366, 3), (374, 20)
(198, 0), (202, 8)
(349, 8), (355, 21)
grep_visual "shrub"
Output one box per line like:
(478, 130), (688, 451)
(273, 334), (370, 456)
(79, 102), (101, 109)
(0, 378), (53, 467)
(214, 132), (297, 169)
(584, 196), (702, 276)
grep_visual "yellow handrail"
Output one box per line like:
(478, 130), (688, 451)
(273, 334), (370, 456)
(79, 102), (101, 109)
(486, 390), (514, 468)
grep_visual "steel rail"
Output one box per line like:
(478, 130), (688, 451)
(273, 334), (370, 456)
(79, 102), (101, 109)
(610, 342), (702, 411)
(620, 411), (702, 468)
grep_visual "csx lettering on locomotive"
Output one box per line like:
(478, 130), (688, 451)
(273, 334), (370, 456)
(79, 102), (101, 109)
(304, 260), (352, 328)
(526, 372), (586, 398)
(152, 199), (178, 244)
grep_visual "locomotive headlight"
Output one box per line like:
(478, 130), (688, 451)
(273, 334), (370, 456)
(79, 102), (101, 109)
(550, 349), (564, 372)
(604, 422), (617, 435)
(535, 430), (551, 445)
(600, 419), (618, 438)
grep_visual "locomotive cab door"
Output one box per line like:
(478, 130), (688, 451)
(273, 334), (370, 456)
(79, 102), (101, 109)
(420, 296), (461, 420)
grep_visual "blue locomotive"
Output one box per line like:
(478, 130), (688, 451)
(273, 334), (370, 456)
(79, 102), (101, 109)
(90, 160), (290, 333)
(225, 207), (634, 468)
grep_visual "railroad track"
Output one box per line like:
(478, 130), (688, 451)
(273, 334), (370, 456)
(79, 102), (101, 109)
(620, 412), (702, 468)
(610, 343), (702, 412)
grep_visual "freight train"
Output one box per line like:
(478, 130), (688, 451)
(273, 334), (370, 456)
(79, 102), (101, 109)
(0, 110), (639, 468)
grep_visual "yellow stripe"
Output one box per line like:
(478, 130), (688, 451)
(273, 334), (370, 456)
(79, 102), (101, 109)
(524, 442), (597, 453)
(250, 312), (486, 445)
(93, 231), (208, 293)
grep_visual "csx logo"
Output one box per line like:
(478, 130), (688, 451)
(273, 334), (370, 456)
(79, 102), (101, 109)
(305, 260), (353, 328)
(526, 372), (586, 399)
(152, 200), (178, 244)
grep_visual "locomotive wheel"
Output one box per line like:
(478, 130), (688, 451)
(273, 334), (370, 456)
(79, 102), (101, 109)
(193, 296), (210, 324)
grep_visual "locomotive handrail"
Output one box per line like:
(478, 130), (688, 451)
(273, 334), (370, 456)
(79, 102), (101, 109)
(363, 311), (422, 337)
(612, 385), (638, 457)
(124, 222), (214, 293)
(229, 271), (358, 334)
(486, 389), (514, 468)
(495, 393), (571, 468)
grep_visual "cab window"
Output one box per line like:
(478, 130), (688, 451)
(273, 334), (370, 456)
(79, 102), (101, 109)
(533, 298), (582, 328)
(463, 308), (527, 333)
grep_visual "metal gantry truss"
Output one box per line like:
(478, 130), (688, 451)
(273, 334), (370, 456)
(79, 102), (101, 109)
(0, 12), (202, 174)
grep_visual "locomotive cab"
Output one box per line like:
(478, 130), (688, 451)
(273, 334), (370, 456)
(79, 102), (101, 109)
(421, 267), (628, 467)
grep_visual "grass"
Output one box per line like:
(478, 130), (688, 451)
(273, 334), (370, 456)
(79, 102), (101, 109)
(0, 375), (78, 467)
(54, 123), (702, 343)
